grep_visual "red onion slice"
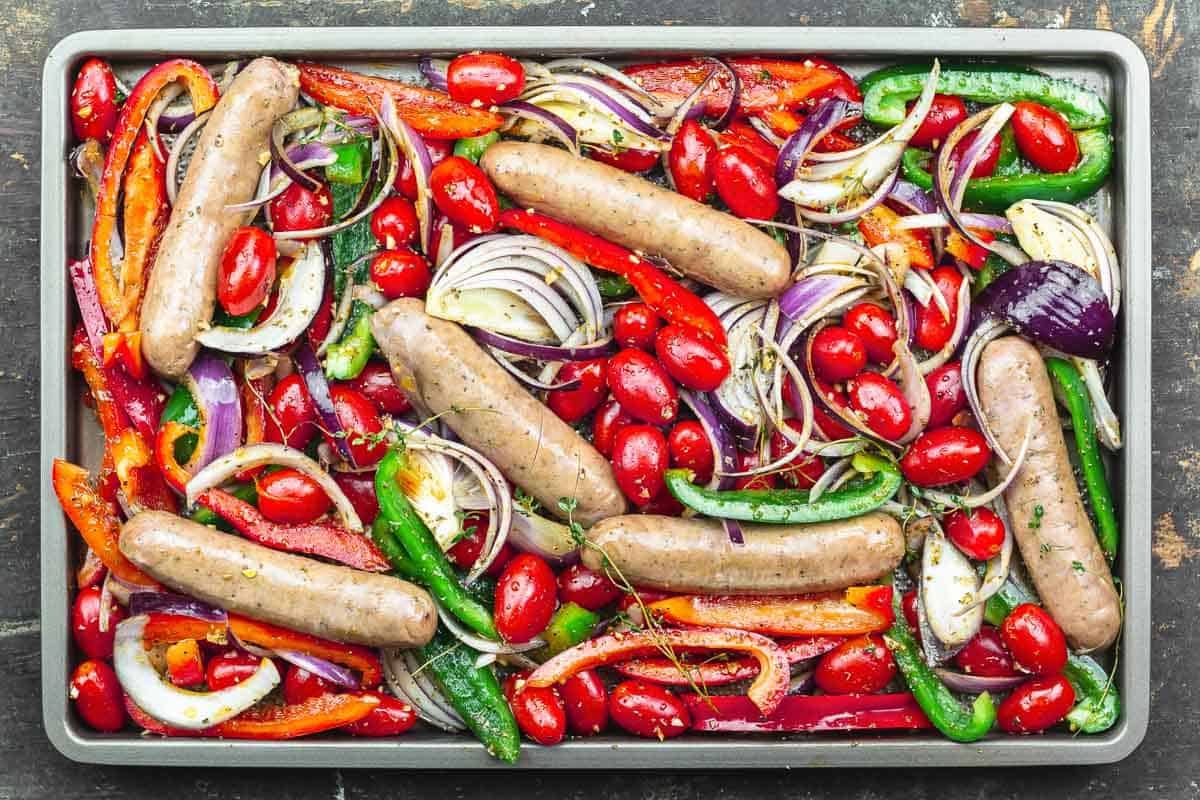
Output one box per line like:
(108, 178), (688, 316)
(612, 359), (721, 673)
(934, 668), (1025, 694)
(382, 649), (466, 732)
(128, 591), (229, 622)
(418, 56), (449, 91)
(165, 110), (211, 206)
(381, 93), (434, 253)
(184, 352), (243, 471)
(274, 649), (360, 689)
(293, 341), (356, 466)
(775, 98), (850, 187)
(500, 101), (580, 155)
(472, 328), (615, 361)
(887, 179), (937, 215)
(679, 389), (739, 492)
(708, 58), (741, 131)
(542, 58), (664, 109)
(508, 507), (579, 564)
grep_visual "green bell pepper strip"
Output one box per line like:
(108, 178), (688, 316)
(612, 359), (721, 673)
(161, 385), (200, 464)
(884, 590), (996, 742)
(664, 452), (901, 524)
(369, 516), (421, 581)
(374, 448), (499, 639)
(859, 63), (1110, 130)
(325, 138), (371, 185)
(1044, 357), (1119, 561)
(453, 131), (500, 163)
(900, 127), (1112, 213)
(594, 271), (635, 300)
(535, 602), (600, 659)
(418, 627), (521, 764)
(994, 125), (1021, 178)
(323, 301), (375, 381)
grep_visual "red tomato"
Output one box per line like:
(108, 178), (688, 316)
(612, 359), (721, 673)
(333, 470), (380, 526)
(609, 680), (690, 739)
(667, 420), (715, 485)
(654, 324), (731, 391)
(1011, 101), (1079, 174)
(269, 179), (333, 233)
(998, 674), (1075, 734)
(494, 554), (558, 643)
(265, 374), (319, 450)
(734, 448), (776, 491)
(846, 372), (911, 441)
(503, 673), (567, 746)
(71, 58), (119, 143)
(283, 665), (334, 705)
(925, 361), (967, 428)
(713, 144), (779, 219)
(447, 511), (513, 576)
(913, 266), (964, 353)
(546, 359), (609, 424)
(901, 590), (920, 631)
(811, 399), (856, 441)
(71, 585), (125, 660)
(447, 52), (525, 106)
(613, 303), (660, 351)
(638, 491), (685, 516)
(900, 426), (990, 487)
(611, 425), (670, 505)
(557, 563), (621, 611)
(256, 468), (333, 525)
(588, 147), (660, 173)
(328, 386), (387, 466)
(1000, 604), (1069, 676)
(951, 130), (1001, 179)
(944, 507), (1007, 561)
(206, 650), (265, 691)
(429, 156), (499, 233)
(720, 121), (779, 170)
(811, 325), (868, 383)
(370, 196), (419, 249)
(344, 690), (419, 736)
(908, 94), (968, 149)
(814, 634), (897, 694)
(70, 660), (125, 732)
(560, 669), (609, 736)
(606, 349), (679, 425)
(348, 360), (411, 416)
(954, 625), (1017, 677)
(370, 249), (432, 300)
(768, 420), (827, 489)
(668, 119), (718, 203)
(592, 399), (636, 458)
(394, 138), (452, 200)
(217, 227), (277, 316)
(843, 303), (899, 365)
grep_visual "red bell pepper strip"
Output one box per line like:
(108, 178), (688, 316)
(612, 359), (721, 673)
(101, 331), (147, 380)
(527, 626), (789, 716)
(755, 109), (861, 152)
(164, 638), (206, 687)
(945, 229), (995, 270)
(114, 126), (170, 331)
(858, 206), (935, 271)
(499, 208), (727, 347)
(297, 62), (503, 139)
(685, 692), (933, 733)
(154, 421), (195, 493)
(234, 373), (273, 481)
(195, 488), (391, 572)
(90, 59), (219, 328)
(614, 635), (844, 687)
(212, 692), (379, 739)
(648, 587), (894, 637)
(124, 694), (201, 737)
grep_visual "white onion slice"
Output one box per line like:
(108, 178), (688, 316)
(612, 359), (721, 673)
(382, 649), (465, 732)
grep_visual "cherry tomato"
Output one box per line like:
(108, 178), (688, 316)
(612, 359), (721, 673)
(1011, 101), (1079, 174)
(557, 563), (621, 611)
(494, 554), (558, 643)
(71, 58), (118, 143)
(609, 680), (690, 739)
(217, 227), (277, 316)
(846, 372), (911, 441)
(447, 511), (513, 576)
(913, 266), (964, 353)
(811, 325), (868, 383)
(611, 425), (670, 505)
(900, 426), (990, 487)
(345, 690), (419, 736)
(908, 94), (968, 149)
(70, 660), (125, 732)
(394, 138), (452, 200)
(814, 634), (897, 694)
(719, 121), (779, 171)
(997, 674), (1075, 734)
(447, 52), (525, 106)
(546, 359), (609, 424)
(668, 119), (718, 203)
(283, 665), (334, 705)
(944, 507), (1007, 561)
(269, 179), (333, 233)
(951, 130), (1001, 179)
(429, 156), (499, 233)
(206, 650), (265, 691)
(734, 448), (776, 491)
(901, 590), (920, 631)
(925, 361), (967, 428)
(606, 349), (679, 425)
(613, 303), (660, 351)
(639, 491), (686, 516)
(370, 196), (419, 250)
(592, 399), (636, 458)
(1000, 603), (1069, 676)
(713, 144), (779, 220)
(370, 248), (432, 300)
(71, 585), (125, 660)
(588, 147), (659, 173)
(769, 420), (827, 489)
(667, 420), (715, 485)
(328, 386), (387, 466)
(265, 374), (319, 450)
(348, 360), (411, 416)
(333, 470), (380, 526)
(560, 669), (609, 736)
(954, 625), (1017, 677)
(503, 672), (567, 746)
(843, 302), (899, 365)
(256, 468), (332, 525)
(654, 324), (731, 391)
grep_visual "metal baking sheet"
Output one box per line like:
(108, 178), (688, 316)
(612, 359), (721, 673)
(39, 26), (1152, 768)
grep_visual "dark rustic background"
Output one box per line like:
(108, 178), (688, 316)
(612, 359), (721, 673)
(2, 1), (1193, 797)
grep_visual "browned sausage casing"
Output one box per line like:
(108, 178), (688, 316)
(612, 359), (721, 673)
(581, 512), (903, 594)
(481, 141), (791, 299)
(978, 337), (1121, 652)
(371, 298), (627, 526)
(140, 57), (300, 378)
(120, 511), (437, 648)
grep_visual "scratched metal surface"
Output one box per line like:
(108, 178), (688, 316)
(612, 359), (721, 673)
(1, 1), (1193, 798)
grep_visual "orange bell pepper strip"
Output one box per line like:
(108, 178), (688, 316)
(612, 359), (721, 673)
(114, 126), (170, 332)
(499, 208), (728, 348)
(755, 109), (861, 152)
(101, 331), (146, 380)
(164, 638), (206, 687)
(154, 421), (195, 493)
(297, 62), (503, 139)
(945, 228), (996, 270)
(213, 692), (380, 739)
(614, 635), (844, 687)
(648, 587), (894, 637)
(857, 205), (935, 271)
(527, 626), (789, 716)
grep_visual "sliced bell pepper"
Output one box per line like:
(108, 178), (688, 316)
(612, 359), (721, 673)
(101, 331), (146, 380)
(235, 374), (273, 481)
(685, 692), (932, 733)
(499, 208), (727, 347)
(164, 638), (205, 688)
(648, 587), (893, 637)
(756, 109), (860, 152)
(945, 228), (995, 270)
(114, 125), (170, 331)
(527, 626), (790, 716)
(615, 635), (844, 687)
(212, 692), (379, 739)
(154, 421), (195, 493)
(858, 205), (934, 270)
(297, 62), (503, 139)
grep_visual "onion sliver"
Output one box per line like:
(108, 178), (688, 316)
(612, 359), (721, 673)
(182, 352), (243, 472)
(383, 649), (465, 732)
(919, 522), (983, 660)
(436, 602), (545, 654)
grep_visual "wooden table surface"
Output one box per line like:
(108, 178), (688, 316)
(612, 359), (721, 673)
(1, 1), (1193, 797)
